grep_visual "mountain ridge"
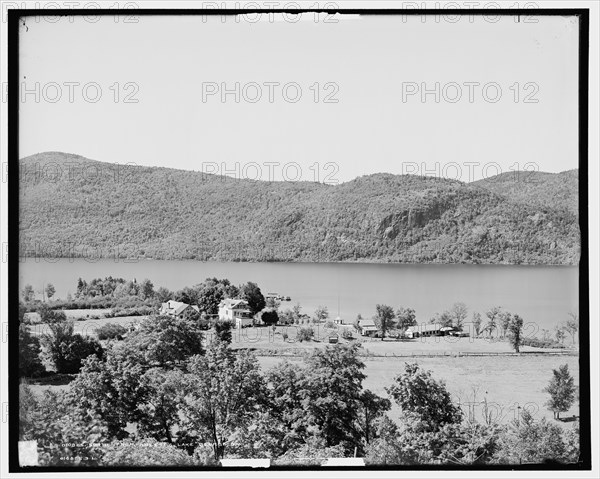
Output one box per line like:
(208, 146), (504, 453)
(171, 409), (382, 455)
(18, 152), (580, 264)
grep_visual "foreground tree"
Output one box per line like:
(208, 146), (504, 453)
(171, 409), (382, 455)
(374, 304), (395, 340)
(126, 315), (204, 366)
(19, 385), (110, 466)
(19, 324), (45, 377)
(41, 321), (103, 374)
(181, 342), (266, 459)
(543, 364), (576, 419)
(493, 410), (572, 464)
(386, 363), (462, 431)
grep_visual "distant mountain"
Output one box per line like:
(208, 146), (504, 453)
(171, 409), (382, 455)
(472, 169), (579, 216)
(18, 152), (580, 264)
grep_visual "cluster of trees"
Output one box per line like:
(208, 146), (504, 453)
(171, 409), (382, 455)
(20, 153), (579, 265)
(19, 318), (580, 466)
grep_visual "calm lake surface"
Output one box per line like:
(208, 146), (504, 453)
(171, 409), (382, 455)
(19, 259), (578, 330)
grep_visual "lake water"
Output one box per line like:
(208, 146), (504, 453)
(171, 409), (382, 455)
(19, 259), (579, 331)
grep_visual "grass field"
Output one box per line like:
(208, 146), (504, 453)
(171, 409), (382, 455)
(256, 354), (580, 425)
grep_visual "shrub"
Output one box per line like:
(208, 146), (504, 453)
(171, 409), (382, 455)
(341, 329), (354, 340)
(101, 439), (195, 466)
(297, 327), (314, 342)
(96, 323), (128, 341)
(38, 304), (67, 324)
(41, 322), (104, 374)
(282, 332), (289, 342)
(214, 320), (233, 344)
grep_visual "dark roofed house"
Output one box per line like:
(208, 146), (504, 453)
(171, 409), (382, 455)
(159, 300), (199, 319)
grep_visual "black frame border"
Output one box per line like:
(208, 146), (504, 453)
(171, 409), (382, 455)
(7, 7), (591, 473)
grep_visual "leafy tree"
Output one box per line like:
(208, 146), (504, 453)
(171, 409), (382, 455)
(136, 368), (189, 443)
(183, 307), (201, 322)
(292, 302), (302, 320)
(69, 343), (149, 438)
(430, 310), (453, 328)
(181, 341), (266, 459)
(374, 304), (395, 340)
(493, 410), (570, 464)
(19, 324), (45, 377)
(19, 385), (110, 466)
(499, 311), (512, 338)
(197, 284), (225, 316)
(240, 282), (265, 316)
(485, 306), (503, 337)
(395, 307), (417, 331)
(265, 296), (281, 310)
(564, 313), (578, 345)
(41, 322), (104, 373)
(450, 302), (468, 331)
(314, 305), (329, 322)
(22, 284), (34, 302)
(356, 390), (392, 445)
(261, 309), (279, 326)
(214, 320), (233, 344)
(507, 314), (524, 352)
(555, 325), (566, 344)
(126, 315), (204, 366)
(155, 286), (172, 304)
(101, 439), (195, 466)
(472, 312), (482, 337)
(297, 344), (371, 451)
(386, 362), (462, 431)
(543, 364), (576, 419)
(139, 278), (154, 299)
(45, 283), (56, 300)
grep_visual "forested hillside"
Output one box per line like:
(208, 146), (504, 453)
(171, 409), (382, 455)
(19, 152), (580, 264)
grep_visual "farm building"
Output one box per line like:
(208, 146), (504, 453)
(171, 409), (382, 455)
(404, 325), (458, 338)
(159, 300), (199, 319)
(358, 319), (378, 336)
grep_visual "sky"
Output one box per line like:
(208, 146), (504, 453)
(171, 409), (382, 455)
(18, 13), (580, 183)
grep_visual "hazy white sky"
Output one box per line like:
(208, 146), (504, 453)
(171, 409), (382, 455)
(18, 13), (580, 183)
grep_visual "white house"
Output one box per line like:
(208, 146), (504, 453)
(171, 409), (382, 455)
(159, 300), (199, 319)
(218, 298), (253, 327)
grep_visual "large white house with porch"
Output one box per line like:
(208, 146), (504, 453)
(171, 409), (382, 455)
(218, 299), (253, 327)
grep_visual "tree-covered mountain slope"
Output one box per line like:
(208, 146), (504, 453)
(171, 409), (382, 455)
(18, 152), (580, 264)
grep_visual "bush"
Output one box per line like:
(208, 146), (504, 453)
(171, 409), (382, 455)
(41, 322), (104, 374)
(214, 320), (233, 344)
(521, 337), (566, 349)
(101, 439), (195, 466)
(38, 304), (67, 324)
(297, 327), (314, 342)
(341, 329), (354, 340)
(96, 323), (128, 340)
